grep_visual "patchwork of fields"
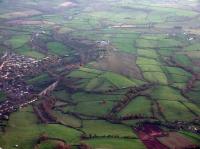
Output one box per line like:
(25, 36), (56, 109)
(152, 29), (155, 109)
(0, 0), (200, 149)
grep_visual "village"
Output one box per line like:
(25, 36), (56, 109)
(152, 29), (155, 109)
(0, 51), (61, 119)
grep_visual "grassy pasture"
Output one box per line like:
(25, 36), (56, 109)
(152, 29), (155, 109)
(68, 70), (98, 79)
(112, 39), (137, 53)
(157, 38), (183, 47)
(164, 66), (192, 76)
(0, 107), (41, 149)
(88, 11), (141, 24)
(38, 140), (57, 149)
(83, 138), (145, 149)
(101, 72), (137, 88)
(16, 45), (45, 59)
(139, 34), (168, 40)
(137, 56), (168, 84)
(85, 77), (106, 91)
(53, 90), (70, 101)
(138, 64), (163, 72)
(143, 71), (168, 84)
(70, 79), (91, 90)
(158, 49), (173, 57)
(163, 66), (192, 85)
(136, 38), (183, 48)
(150, 86), (187, 101)
(0, 10), (41, 19)
(158, 100), (195, 121)
(136, 39), (158, 48)
(47, 42), (71, 56)
(137, 49), (158, 59)
(27, 73), (50, 85)
(7, 35), (30, 49)
(79, 67), (103, 74)
(167, 74), (190, 83)
(52, 111), (82, 128)
(137, 57), (160, 65)
(184, 43), (200, 51)
(41, 124), (81, 143)
(119, 96), (152, 117)
(174, 54), (192, 66)
(74, 101), (115, 116)
(171, 82), (187, 89)
(82, 120), (136, 137)
(182, 102), (200, 116)
(67, 17), (97, 30)
(26, 73), (54, 91)
(56, 105), (75, 113)
(68, 77), (113, 92)
(0, 107), (82, 148)
(187, 91), (200, 106)
(41, 14), (65, 23)
(111, 33), (139, 53)
(69, 69), (138, 90)
(72, 92), (122, 102)
(157, 7), (198, 17)
(68, 67), (102, 79)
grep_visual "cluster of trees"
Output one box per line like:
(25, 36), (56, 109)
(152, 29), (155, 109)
(119, 114), (156, 120)
(33, 97), (57, 123)
(55, 142), (71, 149)
(78, 143), (92, 149)
(80, 133), (135, 140)
(182, 74), (198, 94)
(37, 134), (73, 149)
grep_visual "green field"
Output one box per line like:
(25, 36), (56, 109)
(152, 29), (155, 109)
(137, 49), (158, 59)
(158, 100), (196, 121)
(47, 42), (71, 56)
(143, 72), (168, 84)
(0, 107), (82, 148)
(150, 86), (187, 101)
(119, 96), (152, 117)
(37, 140), (57, 149)
(27, 73), (50, 85)
(82, 120), (136, 137)
(72, 92), (122, 102)
(0, 107), (41, 149)
(74, 100), (115, 116)
(53, 90), (70, 101)
(7, 35), (30, 49)
(101, 72), (137, 88)
(68, 69), (139, 90)
(52, 111), (82, 128)
(41, 124), (81, 144)
(16, 45), (45, 59)
(84, 138), (146, 149)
